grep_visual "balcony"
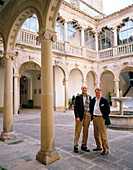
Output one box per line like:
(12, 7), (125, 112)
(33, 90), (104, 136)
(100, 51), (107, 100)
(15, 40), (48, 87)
(16, 29), (133, 61)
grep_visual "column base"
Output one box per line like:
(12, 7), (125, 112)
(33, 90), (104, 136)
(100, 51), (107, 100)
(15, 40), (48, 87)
(13, 113), (19, 118)
(36, 149), (60, 165)
(0, 132), (16, 141)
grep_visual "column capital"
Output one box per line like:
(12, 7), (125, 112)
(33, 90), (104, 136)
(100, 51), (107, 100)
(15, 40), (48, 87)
(114, 78), (120, 82)
(13, 73), (20, 78)
(62, 77), (68, 85)
(37, 28), (57, 43)
(4, 52), (15, 60)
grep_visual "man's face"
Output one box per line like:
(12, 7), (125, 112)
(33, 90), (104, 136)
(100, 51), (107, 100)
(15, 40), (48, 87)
(95, 90), (102, 99)
(82, 86), (88, 94)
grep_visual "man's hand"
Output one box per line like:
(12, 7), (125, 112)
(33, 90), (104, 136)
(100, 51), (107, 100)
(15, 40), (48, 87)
(76, 117), (80, 122)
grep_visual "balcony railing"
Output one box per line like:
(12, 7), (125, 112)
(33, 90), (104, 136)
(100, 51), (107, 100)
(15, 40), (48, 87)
(16, 29), (133, 60)
(69, 44), (82, 56)
(99, 48), (113, 59)
(52, 41), (64, 52)
(86, 49), (97, 59)
(18, 29), (40, 46)
(118, 43), (133, 55)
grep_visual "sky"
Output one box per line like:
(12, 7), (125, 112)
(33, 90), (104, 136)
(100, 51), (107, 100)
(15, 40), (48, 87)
(102, 0), (133, 15)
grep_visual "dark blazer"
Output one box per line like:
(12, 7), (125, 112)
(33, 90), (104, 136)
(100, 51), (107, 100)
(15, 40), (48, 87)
(74, 94), (91, 121)
(90, 96), (111, 125)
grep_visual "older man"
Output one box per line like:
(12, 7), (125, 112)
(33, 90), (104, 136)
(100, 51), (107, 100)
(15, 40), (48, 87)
(90, 88), (111, 155)
(74, 85), (91, 153)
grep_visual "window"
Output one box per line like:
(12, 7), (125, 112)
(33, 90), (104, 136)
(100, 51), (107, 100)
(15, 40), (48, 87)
(118, 20), (133, 45)
(22, 14), (39, 32)
(84, 29), (95, 50)
(55, 21), (64, 41)
(67, 23), (81, 46)
(98, 28), (114, 50)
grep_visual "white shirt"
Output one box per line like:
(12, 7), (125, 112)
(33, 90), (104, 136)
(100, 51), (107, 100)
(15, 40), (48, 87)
(83, 95), (86, 105)
(93, 98), (102, 116)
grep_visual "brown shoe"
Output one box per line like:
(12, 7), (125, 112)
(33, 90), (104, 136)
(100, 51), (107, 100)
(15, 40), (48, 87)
(93, 148), (102, 151)
(74, 147), (78, 153)
(101, 151), (109, 155)
(81, 146), (90, 152)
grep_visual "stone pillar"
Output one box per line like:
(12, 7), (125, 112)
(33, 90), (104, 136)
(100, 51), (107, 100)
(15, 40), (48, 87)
(82, 78), (86, 85)
(28, 79), (32, 100)
(95, 32), (99, 60)
(114, 79), (119, 97)
(14, 74), (19, 116)
(36, 29), (60, 165)
(95, 78), (100, 88)
(81, 29), (84, 47)
(113, 79), (120, 107)
(64, 22), (68, 42)
(114, 27), (118, 47)
(0, 54), (16, 141)
(113, 27), (118, 56)
(63, 78), (68, 111)
(95, 32), (98, 51)
(17, 76), (20, 111)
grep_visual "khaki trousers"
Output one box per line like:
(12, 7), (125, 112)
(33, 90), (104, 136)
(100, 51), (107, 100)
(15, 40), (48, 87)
(74, 112), (91, 148)
(93, 116), (109, 152)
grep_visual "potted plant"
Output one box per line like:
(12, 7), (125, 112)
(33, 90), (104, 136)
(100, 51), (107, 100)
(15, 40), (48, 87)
(28, 100), (34, 108)
(68, 98), (73, 109)
(109, 92), (116, 97)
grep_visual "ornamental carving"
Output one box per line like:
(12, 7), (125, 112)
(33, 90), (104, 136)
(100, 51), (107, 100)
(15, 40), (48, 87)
(37, 29), (57, 42)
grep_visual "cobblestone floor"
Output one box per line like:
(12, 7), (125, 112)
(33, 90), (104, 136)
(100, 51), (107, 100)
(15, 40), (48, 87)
(0, 109), (133, 170)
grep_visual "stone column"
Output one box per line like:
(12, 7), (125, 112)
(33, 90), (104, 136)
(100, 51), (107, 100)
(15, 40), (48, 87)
(81, 29), (84, 47)
(28, 78), (32, 100)
(113, 27), (118, 56)
(114, 27), (118, 47)
(113, 79), (120, 107)
(95, 32), (99, 60)
(95, 32), (98, 51)
(82, 78), (86, 85)
(0, 54), (16, 141)
(17, 76), (20, 111)
(63, 78), (68, 111)
(36, 29), (60, 165)
(95, 78), (100, 88)
(114, 79), (119, 97)
(64, 21), (68, 42)
(14, 74), (19, 116)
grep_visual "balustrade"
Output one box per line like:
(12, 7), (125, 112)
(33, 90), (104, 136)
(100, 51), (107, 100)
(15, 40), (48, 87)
(118, 43), (133, 55)
(86, 49), (97, 59)
(69, 44), (82, 56)
(16, 29), (133, 60)
(99, 48), (113, 59)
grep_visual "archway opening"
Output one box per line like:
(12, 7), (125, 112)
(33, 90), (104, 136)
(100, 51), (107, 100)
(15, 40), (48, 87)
(100, 71), (114, 105)
(53, 65), (65, 111)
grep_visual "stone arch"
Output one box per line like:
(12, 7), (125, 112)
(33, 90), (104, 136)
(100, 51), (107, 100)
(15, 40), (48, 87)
(6, 5), (43, 52)
(69, 67), (84, 79)
(86, 70), (98, 97)
(100, 70), (115, 100)
(117, 65), (133, 79)
(53, 62), (68, 79)
(53, 64), (66, 111)
(69, 68), (84, 98)
(19, 61), (41, 75)
(117, 65), (133, 96)
(4, 0), (63, 52)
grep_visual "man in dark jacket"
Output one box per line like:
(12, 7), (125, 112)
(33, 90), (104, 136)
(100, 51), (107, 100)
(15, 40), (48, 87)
(74, 85), (91, 153)
(90, 88), (111, 155)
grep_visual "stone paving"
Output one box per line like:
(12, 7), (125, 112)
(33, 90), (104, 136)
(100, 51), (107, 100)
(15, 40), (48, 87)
(0, 109), (133, 170)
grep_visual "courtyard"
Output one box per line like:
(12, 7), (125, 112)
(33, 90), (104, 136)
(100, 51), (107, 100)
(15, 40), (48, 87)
(0, 109), (133, 170)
